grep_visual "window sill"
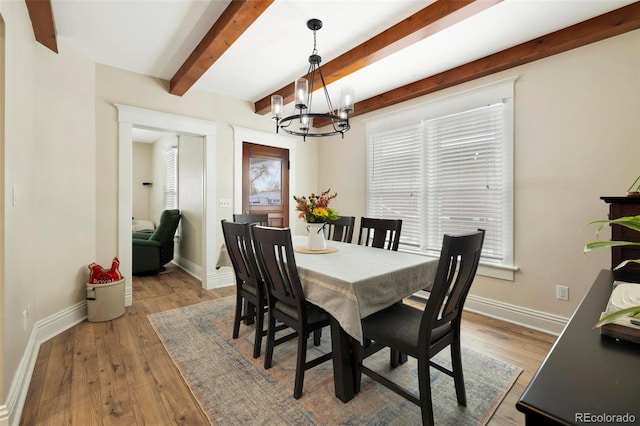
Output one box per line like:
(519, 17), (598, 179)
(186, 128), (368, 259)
(400, 248), (518, 282)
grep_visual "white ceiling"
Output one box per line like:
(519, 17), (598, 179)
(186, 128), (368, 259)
(51, 0), (635, 110)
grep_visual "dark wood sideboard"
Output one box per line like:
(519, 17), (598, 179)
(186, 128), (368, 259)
(601, 196), (640, 283)
(516, 270), (640, 425)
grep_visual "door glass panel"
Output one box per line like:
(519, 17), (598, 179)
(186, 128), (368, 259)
(249, 157), (282, 206)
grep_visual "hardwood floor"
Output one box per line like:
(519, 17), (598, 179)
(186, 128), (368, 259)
(20, 265), (555, 425)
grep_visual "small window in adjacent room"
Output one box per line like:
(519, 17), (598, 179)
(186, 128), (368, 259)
(366, 78), (516, 277)
(163, 146), (178, 210)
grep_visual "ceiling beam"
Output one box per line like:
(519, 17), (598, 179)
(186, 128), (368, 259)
(170, 0), (274, 96)
(254, 0), (502, 115)
(25, 0), (58, 53)
(314, 2), (640, 127)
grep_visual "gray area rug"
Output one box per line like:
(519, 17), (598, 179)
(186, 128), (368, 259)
(148, 297), (521, 425)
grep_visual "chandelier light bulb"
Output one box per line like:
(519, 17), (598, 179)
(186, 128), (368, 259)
(295, 78), (309, 109)
(271, 95), (283, 120)
(340, 87), (354, 114)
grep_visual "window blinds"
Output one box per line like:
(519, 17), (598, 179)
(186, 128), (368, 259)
(424, 102), (506, 262)
(164, 147), (178, 210)
(366, 125), (422, 248)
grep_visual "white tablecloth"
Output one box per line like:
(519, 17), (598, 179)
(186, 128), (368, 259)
(217, 235), (439, 343)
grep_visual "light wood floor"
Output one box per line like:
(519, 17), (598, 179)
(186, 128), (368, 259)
(20, 265), (556, 425)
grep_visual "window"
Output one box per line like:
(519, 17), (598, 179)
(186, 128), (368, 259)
(366, 78), (515, 274)
(163, 146), (178, 210)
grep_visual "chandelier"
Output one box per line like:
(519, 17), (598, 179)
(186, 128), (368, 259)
(271, 19), (354, 141)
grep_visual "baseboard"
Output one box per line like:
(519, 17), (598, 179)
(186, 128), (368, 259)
(5, 301), (86, 426)
(174, 256), (201, 280)
(205, 270), (234, 290)
(413, 291), (568, 336)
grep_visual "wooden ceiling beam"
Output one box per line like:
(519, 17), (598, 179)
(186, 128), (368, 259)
(170, 0), (274, 96)
(254, 0), (502, 115)
(25, 0), (58, 53)
(314, 2), (640, 127)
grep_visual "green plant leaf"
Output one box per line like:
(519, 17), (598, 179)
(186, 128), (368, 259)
(594, 305), (640, 328)
(584, 240), (640, 253)
(614, 259), (640, 270)
(584, 215), (640, 234)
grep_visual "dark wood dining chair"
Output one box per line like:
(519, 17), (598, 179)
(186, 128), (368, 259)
(326, 216), (355, 243)
(358, 217), (402, 251)
(251, 225), (333, 399)
(220, 220), (267, 358)
(233, 213), (269, 226)
(357, 229), (485, 425)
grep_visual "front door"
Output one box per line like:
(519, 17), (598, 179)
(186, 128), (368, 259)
(242, 142), (289, 228)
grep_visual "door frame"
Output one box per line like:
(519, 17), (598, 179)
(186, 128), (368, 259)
(116, 104), (217, 304)
(233, 126), (297, 229)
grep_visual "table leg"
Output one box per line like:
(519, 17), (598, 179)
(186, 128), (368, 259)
(330, 316), (356, 402)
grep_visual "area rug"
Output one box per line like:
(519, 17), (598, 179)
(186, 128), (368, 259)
(148, 297), (521, 425)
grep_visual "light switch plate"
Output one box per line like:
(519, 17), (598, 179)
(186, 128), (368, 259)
(218, 198), (231, 208)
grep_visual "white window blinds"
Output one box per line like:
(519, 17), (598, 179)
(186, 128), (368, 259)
(163, 147), (178, 210)
(424, 102), (506, 262)
(365, 78), (515, 270)
(367, 125), (422, 248)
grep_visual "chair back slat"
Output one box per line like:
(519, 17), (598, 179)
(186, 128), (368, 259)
(252, 226), (306, 321)
(420, 229), (485, 345)
(326, 216), (355, 243)
(358, 217), (402, 251)
(221, 220), (261, 287)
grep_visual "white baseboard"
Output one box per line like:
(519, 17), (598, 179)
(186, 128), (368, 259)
(174, 256), (234, 290)
(174, 256), (201, 280)
(414, 290), (568, 336)
(5, 301), (86, 426)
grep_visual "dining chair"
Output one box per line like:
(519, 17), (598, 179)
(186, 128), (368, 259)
(251, 225), (333, 399)
(220, 220), (267, 358)
(358, 217), (402, 251)
(326, 216), (355, 243)
(357, 229), (485, 425)
(233, 213), (269, 226)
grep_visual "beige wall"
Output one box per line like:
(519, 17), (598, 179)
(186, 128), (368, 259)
(132, 142), (153, 220)
(319, 30), (640, 318)
(177, 134), (204, 265)
(1, 0), (97, 413)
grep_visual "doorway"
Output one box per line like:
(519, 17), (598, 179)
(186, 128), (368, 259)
(117, 104), (218, 304)
(242, 143), (289, 228)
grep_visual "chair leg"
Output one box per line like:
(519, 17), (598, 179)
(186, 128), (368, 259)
(252, 302), (265, 358)
(293, 333), (308, 399)
(418, 361), (435, 426)
(313, 328), (321, 346)
(451, 338), (467, 406)
(264, 313), (276, 369)
(232, 294), (243, 339)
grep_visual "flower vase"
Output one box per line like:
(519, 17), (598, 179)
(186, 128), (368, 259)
(306, 222), (327, 251)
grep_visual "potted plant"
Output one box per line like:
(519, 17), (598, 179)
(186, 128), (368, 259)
(584, 214), (640, 327)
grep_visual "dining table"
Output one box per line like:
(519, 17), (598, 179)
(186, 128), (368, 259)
(217, 234), (440, 402)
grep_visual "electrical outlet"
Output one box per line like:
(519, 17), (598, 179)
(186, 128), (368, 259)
(556, 285), (569, 301)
